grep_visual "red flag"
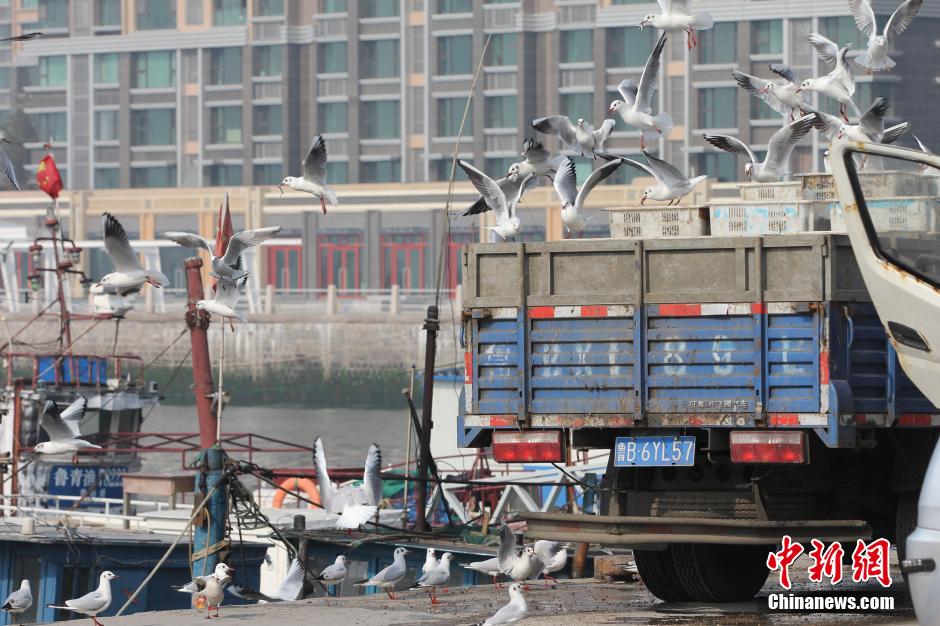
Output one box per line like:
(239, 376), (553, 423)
(36, 154), (62, 199)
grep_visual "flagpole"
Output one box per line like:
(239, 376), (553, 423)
(216, 321), (224, 447)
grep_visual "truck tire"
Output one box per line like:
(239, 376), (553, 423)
(896, 490), (919, 566)
(636, 544), (770, 603)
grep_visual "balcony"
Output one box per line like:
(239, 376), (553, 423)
(316, 77), (348, 98)
(252, 21), (285, 42)
(558, 2), (595, 25)
(315, 16), (346, 38)
(484, 70), (517, 91)
(483, 4), (520, 30)
(253, 82), (282, 100)
(484, 133), (518, 153)
(559, 65), (594, 89)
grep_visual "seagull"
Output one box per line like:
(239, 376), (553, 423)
(472, 582), (528, 626)
(316, 555), (348, 597)
(163, 224), (282, 281)
(552, 157), (624, 235)
(174, 563), (232, 596)
(496, 522), (540, 588)
(531, 116), (616, 159)
(620, 150), (708, 206)
(354, 546), (408, 599)
(608, 33), (673, 150)
(801, 34), (859, 122)
(192, 574), (229, 619)
(507, 138), (566, 183)
(313, 437), (383, 530)
(228, 559), (305, 603)
(462, 557), (504, 590)
(279, 133), (338, 215)
(638, 0), (713, 49)
(48, 571), (116, 626)
(703, 114), (817, 183)
(534, 541), (568, 587)
(423, 548), (438, 576)
(0, 136), (19, 191)
(34, 397), (101, 461)
(732, 65), (808, 121)
(95, 213), (168, 296)
(0, 32), (43, 42)
(461, 173), (535, 219)
(508, 546), (541, 588)
(810, 97), (905, 143)
(1, 579), (32, 625)
(848, 0), (922, 72)
(409, 552), (453, 606)
(458, 160), (533, 241)
(196, 274), (248, 324)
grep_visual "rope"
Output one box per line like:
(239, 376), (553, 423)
(191, 538), (230, 562)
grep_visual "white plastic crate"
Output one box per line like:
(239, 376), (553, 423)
(709, 201), (827, 236)
(827, 196), (940, 233)
(798, 171), (935, 202)
(607, 206), (710, 239)
(738, 182), (803, 202)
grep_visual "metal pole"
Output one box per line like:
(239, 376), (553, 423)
(185, 258), (216, 448)
(216, 324), (224, 446)
(402, 365), (415, 525)
(415, 305), (439, 532)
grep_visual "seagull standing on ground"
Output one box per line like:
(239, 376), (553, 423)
(608, 33), (673, 150)
(732, 65), (808, 121)
(534, 541), (568, 587)
(423, 549), (438, 576)
(848, 0), (922, 72)
(355, 547), (409, 599)
(196, 274), (249, 324)
(410, 552), (453, 606)
(314, 438), (383, 529)
(458, 160), (533, 241)
(174, 563), (232, 596)
(1, 579), (31, 625)
(95, 213), (168, 296)
(638, 0), (713, 49)
(801, 34), (859, 122)
(620, 150), (708, 206)
(279, 133), (338, 215)
(552, 157), (624, 236)
(531, 116), (615, 159)
(34, 397), (101, 461)
(472, 582), (528, 626)
(703, 114), (817, 183)
(316, 555), (348, 597)
(48, 571), (117, 626)
(164, 224), (282, 281)
(462, 556), (504, 590)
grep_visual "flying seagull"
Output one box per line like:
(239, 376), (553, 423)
(458, 160), (533, 241)
(279, 133), (338, 214)
(810, 97), (906, 143)
(848, 0), (923, 72)
(638, 0), (713, 49)
(461, 173), (534, 219)
(228, 559), (306, 603)
(507, 138), (566, 183)
(48, 571), (116, 626)
(0, 32), (43, 42)
(96, 213), (168, 296)
(703, 114), (817, 183)
(533, 541), (568, 587)
(409, 552), (453, 606)
(801, 34), (859, 122)
(34, 397), (101, 461)
(620, 150), (708, 206)
(732, 65), (808, 121)
(197, 274), (248, 324)
(0, 135), (19, 191)
(552, 157), (624, 235)
(1, 579), (32, 626)
(472, 582), (528, 626)
(608, 33), (673, 149)
(164, 224), (281, 281)
(313, 437), (383, 530)
(531, 116), (615, 159)
(354, 546), (408, 599)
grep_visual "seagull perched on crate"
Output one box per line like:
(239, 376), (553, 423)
(279, 133), (338, 214)
(34, 396), (101, 462)
(703, 114), (818, 183)
(48, 571), (116, 626)
(314, 437), (383, 529)
(619, 150), (707, 206)
(95, 213), (168, 296)
(164, 223), (281, 281)
(1, 579), (32, 625)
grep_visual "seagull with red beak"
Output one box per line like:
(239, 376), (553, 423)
(620, 150), (707, 206)
(279, 133), (337, 215)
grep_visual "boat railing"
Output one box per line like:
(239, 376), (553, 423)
(0, 492), (174, 529)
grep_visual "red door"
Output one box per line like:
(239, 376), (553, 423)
(318, 233), (362, 291)
(266, 245), (302, 289)
(380, 232), (428, 289)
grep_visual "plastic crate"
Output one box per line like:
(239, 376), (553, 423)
(607, 206), (710, 239)
(798, 171), (935, 202)
(828, 196), (939, 233)
(709, 201), (827, 235)
(738, 182), (803, 202)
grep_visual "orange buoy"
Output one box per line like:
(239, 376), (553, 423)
(271, 477), (320, 509)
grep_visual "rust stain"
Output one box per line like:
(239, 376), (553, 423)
(842, 201), (858, 214)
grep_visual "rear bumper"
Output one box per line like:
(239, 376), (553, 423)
(905, 526), (940, 624)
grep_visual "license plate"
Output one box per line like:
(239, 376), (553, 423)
(613, 436), (696, 467)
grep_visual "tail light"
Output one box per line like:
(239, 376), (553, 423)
(492, 430), (565, 463)
(730, 431), (806, 464)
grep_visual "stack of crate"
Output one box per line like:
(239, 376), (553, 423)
(607, 205), (710, 239)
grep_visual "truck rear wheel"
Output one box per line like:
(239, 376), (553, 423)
(636, 544), (770, 603)
(896, 490), (919, 566)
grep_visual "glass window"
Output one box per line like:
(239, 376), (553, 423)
(361, 100), (400, 139)
(32, 112), (66, 141)
(321, 0), (346, 12)
(697, 22), (736, 64)
(205, 164), (243, 186)
(94, 53), (118, 84)
(214, 0), (246, 26)
(326, 161), (347, 183)
(696, 153), (737, 182)
(361, 0), (398, 17)
(432, 159), (468, 182)
(39, 56), (66, 86)
(96, 0), (121, 26)
(209, 47), (242, 85)
(606, 27), (655, 67)
(751, 97), (779, 120)
(186, 0), (203, 24)
(561, 30), (592, 63)
(136, 0), (176, 29)
(253, 162), (281, 183)
(255, 0), (283, 16)
(437, 35), (472, 75)
(253, 46), (282, 77)
(132, 51), (176, 88)
(0, 68), (9, 89)
(437, 0), (471, 12)
(698, 87), (736, 128)
(318, 42), (347, 74)
(752, 20), (783, 54)
(94, 167), (119, 188)
(437, 97), (472, 137)
(485, 157), (515, 178)
(361, 160), (400, 183)
(361, 39), (399, 78)
(131, 165), (177, 187)
(318, 102), (347, 133)
(38, 0), (68, 28)
(486, 33), (517, 66)
(94, 110), (118, 141)
(561, 93), (593, 124)
(485, 95), (516, 128)
(210, 106), (242, 143)
(253, 104), (281, 135)
(131, 109), (175, 145)
(819, 16), (867, 48)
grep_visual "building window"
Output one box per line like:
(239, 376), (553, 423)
(361, 160), (401, 183)
(255, 0), (283, 16)
(361, 0), (398, 18)
(253, 104), (282, 135)
(561, 30), (592, 63)
(698, 87), (737, 128)
(437, 0), (471, 13)
(318, 42), (347, 74)
(94, 167), (119, 188)
(136, 0), (176, 29)
(205, 164), (243, 186)
(485, 95), (515, 129)
(37, 0), (68, 28)
(318, 102), (347, 133)
(606, 27), (655, 67)
(432, 159), (468, 182)
(186, 0), (203, 24)
(94, 53), (118, 84)
(751, 97), (779, 120)
(253, 162), (281, 183)
(326, 161), (347, 183)
(752, 20), (783, 54)
(210, 106), (242, 143)
(31, 112), (66, 141)
(209, 47), (242, 85)
(320, 0), (346, 12)
(437, 35), (471, 75)
(39, 56), (66, 86)
(560, 93), (593, 123)
(486, 33), (517, 66)
(697, 22), (736, 64)
(696, 153), (736, 182)
(361, 100), (400, 139)
(361, 39), (399, 78)
(132, 51), (176, 89)
(214, 0), (246, 26)
(0, 68), (9, 89)
(253, 46), (282, 77)
(94, 110), (118, 141)
(819, 16), (867, 48)
(485, 157), (515, 178)
(437, 97), (471, 137)
(95, 0), (120, 26)
(131, 165), (177, 188)
(131, 109), (175, 145)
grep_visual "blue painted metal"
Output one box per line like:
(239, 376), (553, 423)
(474, 318), (519, 415)
(765, 310), (820, 413)
(192, 447), (227, 580)
(815, 381), (857, 448)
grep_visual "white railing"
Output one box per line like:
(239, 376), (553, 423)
(0, 493), (176, 530)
